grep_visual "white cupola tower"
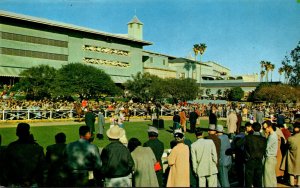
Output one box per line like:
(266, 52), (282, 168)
(127, 16), (143, 40)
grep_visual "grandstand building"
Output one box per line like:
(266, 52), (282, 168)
(0, 10), (260, 98)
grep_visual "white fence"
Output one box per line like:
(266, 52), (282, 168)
(0, 109), (176, 121)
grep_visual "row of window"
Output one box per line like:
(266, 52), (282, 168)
(0, 31), (68, 48)
(1, 47), (68, 61)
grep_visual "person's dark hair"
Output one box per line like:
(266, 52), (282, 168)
(272, 123), (277, 131)
(263, 120), (272, 128)
(79, 126), (90, 136)
(293, 121), (300, 129)
(195, 127), (203, 137)
(148, 132), (158, 137)
(245, 122), (252, 127)
(239, 126), (246, 133)
(55, 132), (66, 144)
(277, 123), (284, 128)
(252, 122), (261, 132)
(16, 123), (30, 138)
(128, 137), (141, 152)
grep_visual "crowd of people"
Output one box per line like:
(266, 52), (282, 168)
(1, 97), (300, 123)
(0, 109), (300, 187)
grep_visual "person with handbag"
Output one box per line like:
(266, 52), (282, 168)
(128, 138), (159, 187)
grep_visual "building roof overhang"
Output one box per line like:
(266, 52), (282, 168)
(0, 10), (152, 46)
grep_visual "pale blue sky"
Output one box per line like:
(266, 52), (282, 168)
(1, 0), (300, 80)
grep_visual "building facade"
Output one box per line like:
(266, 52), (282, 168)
(0, 10), (260, 97)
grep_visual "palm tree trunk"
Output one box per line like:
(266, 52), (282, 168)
(266, 71), (269, 82)
(271, 71), (273, 82)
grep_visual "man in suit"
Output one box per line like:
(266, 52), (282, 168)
(189, 108), (199, 133)
(281, 121), (300, 186)
(85, 107), (96, 140)
(191, 127), (218, 187)
(206, 124), (221, 165)
(240, 122), (267, 187)
(143, 126), (164, 187)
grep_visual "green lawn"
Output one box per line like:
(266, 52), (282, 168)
(0, 119), (230, 151)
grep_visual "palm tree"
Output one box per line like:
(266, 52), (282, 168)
(195, 43), (207, 93)
(260, 70), (265, 82)
(283, 64), (293, 84)
(198, 43), (207, 62)
(206, 88), (211, 96)
(193, 44), (200, 61)
(216, 89), (222, 99)
(278, 67), (284, 82)
(183, 62), (191, 78)
(260, 61), (266, 73)
(269, 64), (275, 82)
(264, 61), (272, 82)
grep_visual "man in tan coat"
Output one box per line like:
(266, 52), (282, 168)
(227, 109), (238, 138)
(281, 121), (300, 186)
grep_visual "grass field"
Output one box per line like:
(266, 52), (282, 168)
(0, 119), (230, 151)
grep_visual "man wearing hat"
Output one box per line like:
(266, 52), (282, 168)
(205, 124), (221, 166)
(191, 128), (218, 187)
(101, 126), (134, 187)
(216, 125), (232, 187)
(5, 123), (46, 187)
(143, 126), (164, 187)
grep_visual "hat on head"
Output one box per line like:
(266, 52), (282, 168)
(106, 126), (125, 139)
(173, 129), (184, 141)
(173, 129), (184, 138)
(147, 126), (158, 134)
(216, 125), (224, 133)
(209, 124), (216, 131)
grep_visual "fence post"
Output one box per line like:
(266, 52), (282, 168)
(2, 110), (5, 121)
(104, 110), (107, 118)
(27, 110), (30, 120)
(134, 109), (136, 116)
(161, 109), (163, 117)
(69, 110), (73, 118)
(50, 110), (53, 119)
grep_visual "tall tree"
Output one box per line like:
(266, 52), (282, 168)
(290, 41), (300, 86)
(278, 67), (284, 82)
(228, 87), (244, 101)
(198, 43), (207, 62)
(260, 61), (266, 74)
(281, 41), (300, 86)
(193, 44), (200, 61)
(18, 65), (57, 99)
(260, 70), (265, 82)
(270, 63), (275, 82)
(52, 63), (120, 99)
(195, 43), (207, 93)
(264, 61), (272, 82)
(124, 72), (165, 102)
